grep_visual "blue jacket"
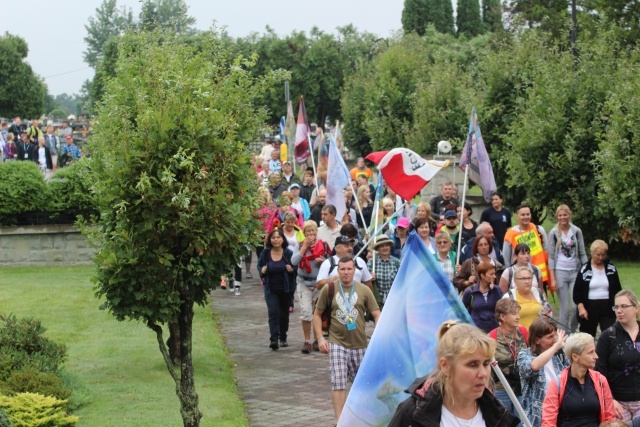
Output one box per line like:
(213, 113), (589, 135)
(258, 248), (298, 295)
(461, 283), (503, 333)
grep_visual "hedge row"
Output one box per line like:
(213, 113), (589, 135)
(0, 160), (97, 226)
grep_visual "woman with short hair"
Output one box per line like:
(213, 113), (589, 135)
(454, 235), (504, 293)
(413, 217), (436, 255)
(499, 243), (543, 293)
(410, 202), (436, 236)
(573, 239), (622, 337)
(502, 266), (552, 329)
(596, 289), (640, 422)
(389, 321), (520, 427)
(461, 262), (503, 333)
(542, 332), (616, 426)
(434, 231), (456, 283)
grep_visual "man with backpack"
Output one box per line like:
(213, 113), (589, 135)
(313, 256), (380, 423)
(315, 235), (372, 291)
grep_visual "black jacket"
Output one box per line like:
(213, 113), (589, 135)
(573, 261), (622, 307)
(596, 320), (640, 402)
(29, 144), (53, 170)
(389, 376), (520, 427)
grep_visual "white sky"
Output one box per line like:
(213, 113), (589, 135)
(2, 0), (405, 96)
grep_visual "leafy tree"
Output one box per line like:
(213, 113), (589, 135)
(86, 29), (287, 426)
(482, 0), (503, 32)
(437, 0), (456, 35)
(139, 0), (196, 33)
(457, 0), (484, 37)
(53, 93), (80, 116)
(0, 33), (47, 118)
(511, 0), (570, 40)
(83, 0), (133, 68)
(583, 0), (640, 45)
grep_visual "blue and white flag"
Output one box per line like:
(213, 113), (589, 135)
(459, 108), (496, 202)
(338, 232), (473, 427)
(326, 136), (351, 223)
(279, 116), (286, 141)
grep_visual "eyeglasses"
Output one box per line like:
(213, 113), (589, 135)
(436, 241), (450, 245)
(515, 277), (533, 281)
(612, 304), (636, 311)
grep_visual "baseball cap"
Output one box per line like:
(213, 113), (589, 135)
(397, 217), (410, 229)
(65, 135), (73, 140)
(335, 235), (355, 246)
(444, 210), (457, 219)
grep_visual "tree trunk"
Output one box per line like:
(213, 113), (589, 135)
(167, 321), (181, 365)
(177, 289), (202, 427)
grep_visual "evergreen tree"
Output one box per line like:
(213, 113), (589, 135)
(438, 0), (456, 35)
(457, 0), (484, 37)
(402, 0), (431, 36)
(482, 0), (503, 32)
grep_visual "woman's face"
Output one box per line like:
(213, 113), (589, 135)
(476, 238), (491, 256)
(397, 227), (408, 237)
(304, 227), (317, 241)
(417, 223), (430, 239)
(417, 206), (428, 219)
(280, 204), (290, 214)
(480, 269), (496, 285)
(436, 237), (451, 253)
(270, 232), (284, 247)
(557, 209), (571, 226)
(573, 341), (598, 370)
(441, 349), (492, 404)
(536, 330), (558, 352)
(501, 310), (521, 329)
(384, 203), (394, 215)
(363, 188), (370, 199)
(592, 248), (607, 266)
(514, 270), (533, 294)
(344, 187), (353, 198)
(283, 218), (296, 230)
(516, 250), (531, 265)
(613, 295), (638, 325)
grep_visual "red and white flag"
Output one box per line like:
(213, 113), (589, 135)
(294, 96), (310, 164)
(366, 148), (449, 201)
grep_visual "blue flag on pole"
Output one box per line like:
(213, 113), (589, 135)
(327, 136), (352, 223)
(459, 108), (496, 202)
(337, 232), (474, 427)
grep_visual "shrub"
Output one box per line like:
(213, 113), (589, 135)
(47, 160), (97, 213)
(0, 407), (12, 427)
(0, 315), (67, 381)
(0, 369), (71, 401)
(0, 162), (50, 225)
(0, 392), (78, 427)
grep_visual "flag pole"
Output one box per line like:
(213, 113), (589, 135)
(307, 132), (320, 194)
(350, 181), (369, 238)
(354, 203), (406, 260)
(491, 361), (532, 427)
(456, 164), (470, 265)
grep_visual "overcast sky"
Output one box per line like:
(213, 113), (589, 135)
(3, 0), (405, 96)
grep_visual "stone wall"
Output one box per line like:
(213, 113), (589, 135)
(0, 225), (94, 266)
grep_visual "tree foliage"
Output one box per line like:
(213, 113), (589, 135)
(139, 0), (196, 34)
(87, 29), (287, 426)
(0, 33), (47, 118)
(457, 0), (484, 37)
(402, 0), (432, 36)
(83, 0), (133, 68)
(482, 0), (503, 32)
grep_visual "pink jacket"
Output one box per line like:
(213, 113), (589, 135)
(541, 367), (615, 427)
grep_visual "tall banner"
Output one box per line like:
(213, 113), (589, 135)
(338, 232), (474, 426)
(294, 96), (310, 164)
(366, 148), (449, 201)
(285, 100), (296, 163)
(459, 108), (496, 202)
(279, 116), (287, 163)
(326, 136), (351, 222)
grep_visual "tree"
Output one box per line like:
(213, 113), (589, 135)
(83, 0), (133, 68)
(437, 0), (456, 35)
(0, 33), (47, 118)
(139, 0), (196, 33)
(86, 29), (287, 426)
(402, 0), (432, 36)
(482, 0), (503, 32)
(457, 0), (484, 37)
(511, 0), (570, 40)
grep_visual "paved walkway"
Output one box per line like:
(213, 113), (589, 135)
(212, 266), (337, 427)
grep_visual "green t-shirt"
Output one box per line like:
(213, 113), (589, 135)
(316, 281), (379, 349)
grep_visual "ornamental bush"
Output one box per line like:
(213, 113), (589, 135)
(47, 160), (97, 214)
(0, 369), (71, 401)
(0, 315), (67, 381)
(0, 392), (78, 427)
(0, 162), (49, 225)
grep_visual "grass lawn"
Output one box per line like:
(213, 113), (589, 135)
(0, 265), (248, 427)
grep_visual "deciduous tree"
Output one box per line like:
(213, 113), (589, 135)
(86, 29), (287, 427)
(83, 0), (133, 68)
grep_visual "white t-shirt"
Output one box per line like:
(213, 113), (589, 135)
(555, 229), (575, 271)
(38, 147), (46, 167)
(588, 267), (609, 300)
(543, 358), (560, 391)
(316, 255), (372, 284)
(440, 405), (485, 427)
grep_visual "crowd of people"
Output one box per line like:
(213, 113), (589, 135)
(243, 139), (639, 426)
(1, 116), (85, 179)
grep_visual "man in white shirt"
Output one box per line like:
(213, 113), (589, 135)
(316, 204), (341, 249)
(316, 235), (372, 290)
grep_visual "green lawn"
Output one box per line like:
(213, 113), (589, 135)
(0, 266), (248, 427)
